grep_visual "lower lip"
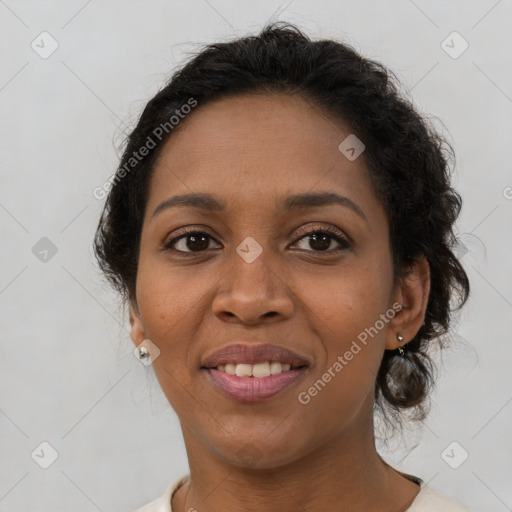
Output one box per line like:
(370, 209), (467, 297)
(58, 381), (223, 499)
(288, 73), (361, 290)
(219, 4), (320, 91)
(203, 367), (308, 403)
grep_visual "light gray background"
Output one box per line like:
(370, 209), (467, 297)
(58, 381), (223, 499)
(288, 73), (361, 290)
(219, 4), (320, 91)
(1, 1), (511, 511)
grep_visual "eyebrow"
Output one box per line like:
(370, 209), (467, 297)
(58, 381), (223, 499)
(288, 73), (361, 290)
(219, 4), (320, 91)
(151, 191), (368, 224)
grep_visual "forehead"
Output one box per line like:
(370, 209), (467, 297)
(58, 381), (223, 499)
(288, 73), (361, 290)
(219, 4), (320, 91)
(146, 92), (379, 220)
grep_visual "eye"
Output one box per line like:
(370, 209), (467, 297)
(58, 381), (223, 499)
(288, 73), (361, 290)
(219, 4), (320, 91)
(162, 228), (221, 253)
(291, 226), (350, 253)
(162, 225), (351, 255)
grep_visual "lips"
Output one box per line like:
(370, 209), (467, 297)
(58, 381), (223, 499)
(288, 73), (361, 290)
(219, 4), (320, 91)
(204, 367), (308, 402)
(200, 343), (310, 369)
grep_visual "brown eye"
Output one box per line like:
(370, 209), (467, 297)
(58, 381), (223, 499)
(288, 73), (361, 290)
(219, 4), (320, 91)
(162, 226), (350, 255)
(163, 230), (220, 253)
(292, 228), (350, 252)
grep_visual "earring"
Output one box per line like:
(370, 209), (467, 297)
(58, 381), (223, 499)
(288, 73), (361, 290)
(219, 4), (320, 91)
(396, 334), (405, 357)
(138, 346), (150, 359)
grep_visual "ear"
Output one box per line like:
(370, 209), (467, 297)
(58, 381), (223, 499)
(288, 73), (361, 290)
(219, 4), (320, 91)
(385, 255), (430, 351)
(129, 299), (147, 348)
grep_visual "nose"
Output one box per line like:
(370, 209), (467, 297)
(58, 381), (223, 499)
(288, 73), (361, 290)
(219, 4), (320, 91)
(211, 249), (294, 325)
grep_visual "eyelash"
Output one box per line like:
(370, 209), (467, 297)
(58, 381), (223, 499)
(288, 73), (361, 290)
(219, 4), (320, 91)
(161, 225), (351, 255)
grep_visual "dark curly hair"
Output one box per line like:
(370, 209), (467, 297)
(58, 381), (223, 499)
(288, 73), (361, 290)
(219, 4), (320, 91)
(93, 21), (469, 433)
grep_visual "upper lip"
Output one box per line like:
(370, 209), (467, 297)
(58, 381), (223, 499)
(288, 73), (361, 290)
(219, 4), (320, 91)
(201, 343), (310, 368)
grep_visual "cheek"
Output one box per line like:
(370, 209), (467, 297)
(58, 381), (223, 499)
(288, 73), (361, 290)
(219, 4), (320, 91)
(297, 262), (390, 397)
(300, 258), (391, 337)
(134, 260), (209, 375)
(135, 268), (202, 413)
(136, 252), (213, 329)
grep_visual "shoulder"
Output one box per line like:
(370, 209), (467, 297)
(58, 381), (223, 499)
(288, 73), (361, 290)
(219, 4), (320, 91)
(133, 474), (190, 512)
(407, 484), (476, 512)
(132, 474), (476, 512)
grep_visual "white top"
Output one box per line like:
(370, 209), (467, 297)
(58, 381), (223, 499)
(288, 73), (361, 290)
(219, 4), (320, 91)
(133, 472), (476, 511)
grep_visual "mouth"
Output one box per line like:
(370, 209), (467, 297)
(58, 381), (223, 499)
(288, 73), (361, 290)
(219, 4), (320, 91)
(200, 343), (310, 402)
(200, 342), (310, 369)
(201, 361), (308, 376)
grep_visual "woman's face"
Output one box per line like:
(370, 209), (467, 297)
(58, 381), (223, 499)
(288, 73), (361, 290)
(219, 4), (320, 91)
(130, 92), (409, 468)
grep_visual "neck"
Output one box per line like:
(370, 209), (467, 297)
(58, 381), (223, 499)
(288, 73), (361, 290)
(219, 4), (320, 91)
(173, 411), (420, 512)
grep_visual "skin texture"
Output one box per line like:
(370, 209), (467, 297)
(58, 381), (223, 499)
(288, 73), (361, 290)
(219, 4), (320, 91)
(129, 92), (430, 512)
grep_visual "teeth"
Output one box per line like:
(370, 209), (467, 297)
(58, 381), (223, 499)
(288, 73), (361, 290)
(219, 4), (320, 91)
(235, 363), (253, 377)
(215, 361), (293, 376)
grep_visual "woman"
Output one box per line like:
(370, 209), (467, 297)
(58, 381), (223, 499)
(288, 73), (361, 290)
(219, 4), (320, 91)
(94, 22), (475, 512)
